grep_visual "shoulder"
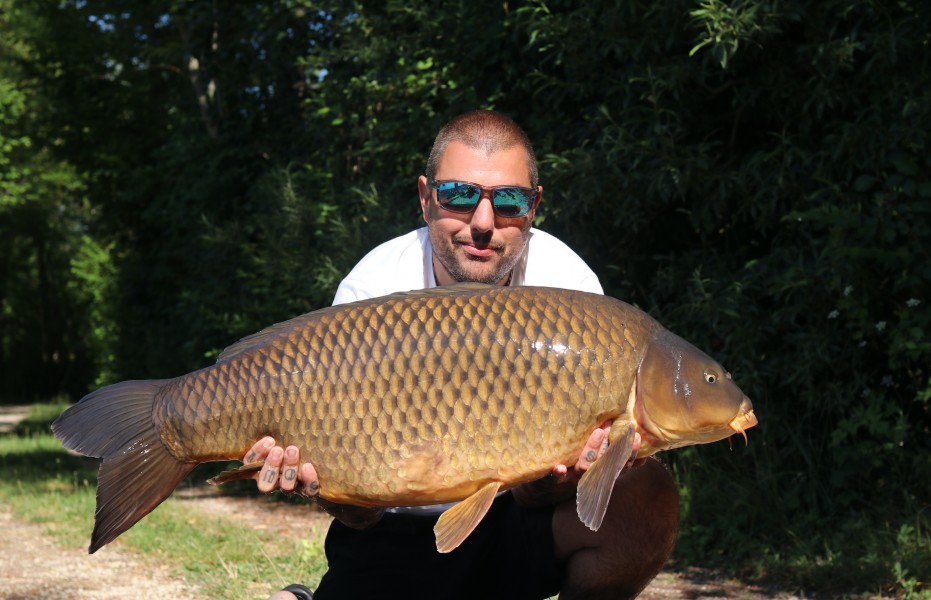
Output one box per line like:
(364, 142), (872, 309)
(520, 228), (603, 294)
(333, 228), (431, 305)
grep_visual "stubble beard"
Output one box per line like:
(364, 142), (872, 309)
(431, 230), (530, 285)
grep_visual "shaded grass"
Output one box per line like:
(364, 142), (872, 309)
(672, 449), (931, 600)
(0, 402), (328, 599)
(750, 518), (931, 600)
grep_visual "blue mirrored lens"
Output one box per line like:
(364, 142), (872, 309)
(436, 182), (481, 209)
(434, 181), (534, 217)
(491, 188), (534, 217)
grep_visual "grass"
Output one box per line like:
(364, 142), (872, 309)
(0, 401), (328, 599)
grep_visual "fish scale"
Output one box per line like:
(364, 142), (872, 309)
(157, 286), (642, 504)
(52, 284), (756, 554)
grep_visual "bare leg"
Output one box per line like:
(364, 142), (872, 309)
(552, 457), (680, 600)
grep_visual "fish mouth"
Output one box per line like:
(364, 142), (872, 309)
(728, 401), (758, 445)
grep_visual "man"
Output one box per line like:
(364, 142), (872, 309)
(251, 110), (680, 600)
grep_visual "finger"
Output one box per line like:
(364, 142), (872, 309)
(549, 463), (569, 484)
(300, 461), (320, 497)
(576, 428), (607, 472)
(243, 436), (275, 464)
(279, 446), (300, 493)
(257, 446), (284, 493)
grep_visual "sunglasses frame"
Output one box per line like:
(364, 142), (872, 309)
(428, 178), (539, 218)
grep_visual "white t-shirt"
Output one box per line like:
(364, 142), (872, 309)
(333, 226), (602, 305)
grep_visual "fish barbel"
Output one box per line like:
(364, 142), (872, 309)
(52, 284), (757, 554)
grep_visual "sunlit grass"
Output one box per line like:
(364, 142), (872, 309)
(0, 402), (328, 599)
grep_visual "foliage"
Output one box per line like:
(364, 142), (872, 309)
(0, 6), (110, 400)
(1, 0), (929, 594)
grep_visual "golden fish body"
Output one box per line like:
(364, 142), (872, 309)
(53, 284), (757, 553)
(159, 285), (656, 504)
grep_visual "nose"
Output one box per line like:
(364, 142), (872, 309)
(470, 192), (496, 241)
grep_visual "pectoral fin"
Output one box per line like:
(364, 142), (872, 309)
(207, 459), (265, 485)
(434, 481), (500, 553)
(576, 423), (636, 531)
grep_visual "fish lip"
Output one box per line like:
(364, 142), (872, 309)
(728, 401), (758, 444)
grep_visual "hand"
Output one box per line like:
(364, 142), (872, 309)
(554, 421), (643, 484)
(243, 436), (320, 497)
(243, 437), (384, 529)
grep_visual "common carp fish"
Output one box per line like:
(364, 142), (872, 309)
(53, 284), (757, 554)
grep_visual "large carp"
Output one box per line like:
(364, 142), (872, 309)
(53, 284), (757, 554)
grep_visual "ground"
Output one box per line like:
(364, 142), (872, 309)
(0, 405), (806, 599)
(0, 508), (208, 599)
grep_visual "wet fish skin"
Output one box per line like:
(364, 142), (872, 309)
(158, 285), (658, 504)
(52, 284), (756, 554)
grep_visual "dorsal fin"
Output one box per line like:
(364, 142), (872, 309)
(216, 283), (499, 363)
(419, 282), (494, 294)
(216, 310), (332, 363)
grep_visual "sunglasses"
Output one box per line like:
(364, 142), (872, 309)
(428, 179), (539, 218)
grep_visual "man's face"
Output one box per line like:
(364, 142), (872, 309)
(418, 141), (541, 286)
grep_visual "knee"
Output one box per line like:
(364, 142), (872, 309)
(562, 458), (680, 599)
(628, 457), (679, 516)
(608, 457), (680, 544)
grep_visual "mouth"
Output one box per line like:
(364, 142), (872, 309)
(462, 245), (495, 258)
(728, 405), (758, 445)
(456, 238), (502, 259)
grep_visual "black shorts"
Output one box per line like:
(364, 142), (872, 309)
(314, 492), (562, 600)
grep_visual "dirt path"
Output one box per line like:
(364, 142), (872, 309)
(1, 404), (805, 599)
(0, 509), (207, 600)
(0, 405), (30, 435)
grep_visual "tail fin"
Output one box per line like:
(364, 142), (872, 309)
(52, 380), (195, 553)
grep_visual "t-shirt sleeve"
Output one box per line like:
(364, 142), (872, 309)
(332, 279), (364, 306)
(330, 229), (432, 306)
(521, 229), (604, 294)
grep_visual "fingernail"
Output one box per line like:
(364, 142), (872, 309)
(269, 447), (283, 460)
(285, 447), (297, 460)
(263, 437), (274, 448)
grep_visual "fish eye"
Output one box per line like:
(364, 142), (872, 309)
(704, 370), (718, 384)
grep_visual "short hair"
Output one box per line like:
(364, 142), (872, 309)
(425, 110), (539, 187)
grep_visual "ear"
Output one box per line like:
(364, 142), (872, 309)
(418, 176), (431, 223)
(530, 185), (543, 217)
